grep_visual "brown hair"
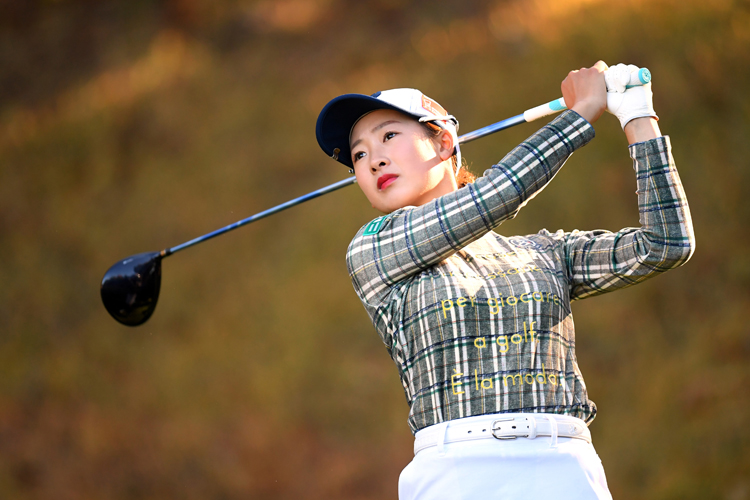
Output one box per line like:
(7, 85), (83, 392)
(421, 122), (476, 188)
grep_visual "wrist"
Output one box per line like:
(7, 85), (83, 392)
(624, 117), (661, 144)
(571, 99), (605, 124)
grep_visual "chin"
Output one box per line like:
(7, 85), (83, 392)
(375, 202), (400, 214)
(369, 191), (404, 213)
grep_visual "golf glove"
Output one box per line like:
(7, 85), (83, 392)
(605, 63), (658, 129)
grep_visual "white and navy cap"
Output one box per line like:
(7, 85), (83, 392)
(315, 88), (461, 174)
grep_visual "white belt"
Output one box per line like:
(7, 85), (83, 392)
(413, 413), (591, 455)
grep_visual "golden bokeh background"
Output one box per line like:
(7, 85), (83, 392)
(1, 0), (749, 498)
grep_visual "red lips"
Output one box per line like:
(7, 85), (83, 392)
(377, 174), (398, 190)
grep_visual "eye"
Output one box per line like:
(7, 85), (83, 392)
(383, 131), (397, 142)
(352, 151), (366, 163)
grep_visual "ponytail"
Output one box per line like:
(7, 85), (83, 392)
(455, 165), (476, 188)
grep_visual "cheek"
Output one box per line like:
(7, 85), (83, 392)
(354, 169), (366, 186)
(354, 170), (379, 203)
(413, 165), (448, 194)
(413, 138), (440, 162)
(354, 165), (372, 186)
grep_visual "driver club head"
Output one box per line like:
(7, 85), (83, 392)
(101, 251), (163, 326)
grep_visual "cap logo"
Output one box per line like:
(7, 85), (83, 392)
(421, 95), (447, 117)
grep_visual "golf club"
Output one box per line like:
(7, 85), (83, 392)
(101, 66), (651, 326)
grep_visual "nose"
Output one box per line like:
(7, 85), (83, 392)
(370, 156), (388, 173)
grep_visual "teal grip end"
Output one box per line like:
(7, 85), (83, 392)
(638, 68), (651, 84)
(549, 98), (566, 111)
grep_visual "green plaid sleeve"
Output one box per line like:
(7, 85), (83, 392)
(346, 110), (594, 308)
(551, 135), (695, 300)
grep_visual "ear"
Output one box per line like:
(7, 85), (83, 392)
(437, 129), (455, 161)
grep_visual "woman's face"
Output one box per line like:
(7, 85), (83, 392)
(349, 109), (457, 213)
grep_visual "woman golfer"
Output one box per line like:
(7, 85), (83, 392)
(315, 61), (694, 499)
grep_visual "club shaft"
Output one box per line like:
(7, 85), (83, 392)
(162, 97), (569, 257)
(456, 113), (528, 144)
(164, 177), (357, 256)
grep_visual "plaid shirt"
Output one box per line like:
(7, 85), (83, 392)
(346, 111), (695, 434)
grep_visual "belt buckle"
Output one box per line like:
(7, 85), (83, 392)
(491, 417), (518, 440)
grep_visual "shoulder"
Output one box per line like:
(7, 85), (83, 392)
(361, 214), (394, 236)
(346, 211), (403, 259)
(349, 213), (396, 243)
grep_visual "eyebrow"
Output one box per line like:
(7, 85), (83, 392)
(350, 120), (401, 150)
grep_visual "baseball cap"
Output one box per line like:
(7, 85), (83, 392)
(315, 88), (461, 173)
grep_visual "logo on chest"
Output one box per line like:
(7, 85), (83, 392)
(440, 291), (561, 318)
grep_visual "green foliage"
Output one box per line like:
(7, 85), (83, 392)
(1, 0), (749, 498)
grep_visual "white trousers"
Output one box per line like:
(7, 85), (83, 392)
(399, 413), (613, 500)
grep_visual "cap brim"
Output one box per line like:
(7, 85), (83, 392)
(315, 93), (410, 168)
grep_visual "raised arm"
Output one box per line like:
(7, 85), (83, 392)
(553, 133), (695, 300)
(552, 65), (695, 299)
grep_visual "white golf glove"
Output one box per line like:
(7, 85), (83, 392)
(605, 63), (658, 129)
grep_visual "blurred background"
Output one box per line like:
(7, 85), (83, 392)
(1, 0), (749, 498)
